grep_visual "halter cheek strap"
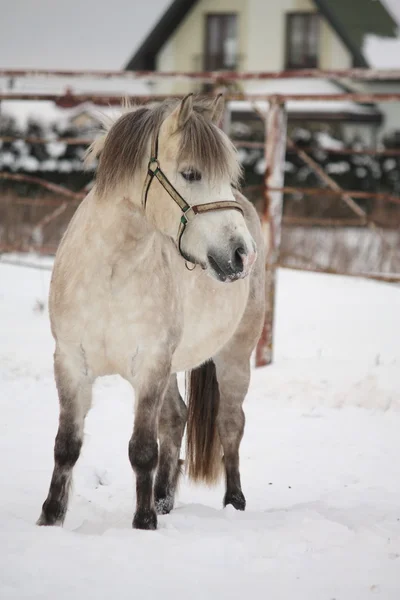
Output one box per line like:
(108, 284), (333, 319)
(142, 131), (244, 258)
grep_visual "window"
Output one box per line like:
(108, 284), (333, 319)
(204, 14), (238, 70)
(285, 12), (319, 69)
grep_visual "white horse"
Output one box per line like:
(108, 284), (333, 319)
(37, 94), (265, 530)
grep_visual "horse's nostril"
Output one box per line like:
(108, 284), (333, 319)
(233, 246), (246, 270)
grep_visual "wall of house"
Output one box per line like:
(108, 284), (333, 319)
(155, 0), (352, 93)
(247, 0), (352, 72)
(320, 19), (352, 70)
(156, 38), (176, 94)
(157, 0), (249, 94)
(246, 0), (293, 71)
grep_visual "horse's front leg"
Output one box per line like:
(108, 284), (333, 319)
(38, 346), (93, 526)
(129, 360), (171, 530)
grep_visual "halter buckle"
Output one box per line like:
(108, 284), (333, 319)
(180, 206), (197, 225)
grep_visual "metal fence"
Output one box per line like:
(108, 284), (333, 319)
(1, 68), (400, 366)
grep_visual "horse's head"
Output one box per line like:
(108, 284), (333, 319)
(91, 95), (257, 282)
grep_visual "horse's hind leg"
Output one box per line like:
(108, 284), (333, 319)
(37, 348), (92, 526)
(154, 375), (187, 515)
(213, 350), (251, 511)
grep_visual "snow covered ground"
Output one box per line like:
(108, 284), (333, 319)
(0, 259), (399, 599)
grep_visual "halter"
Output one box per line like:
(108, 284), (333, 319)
(142, 129), (244, 258)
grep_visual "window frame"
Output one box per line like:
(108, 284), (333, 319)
(204, 13), (238, 71)
(285, 12), (320, 70)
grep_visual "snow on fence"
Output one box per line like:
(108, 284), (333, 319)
(1, 68), (400, 367)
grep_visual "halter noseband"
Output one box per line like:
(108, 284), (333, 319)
(142, 130), (244, 258)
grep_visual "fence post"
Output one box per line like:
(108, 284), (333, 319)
(255, 97), (287, 367)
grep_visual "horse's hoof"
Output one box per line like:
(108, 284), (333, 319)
(155, 493), (174, 515)
(224, 490), (246, 511)
(133, 509), (157, 530)
(36, 512), (63, 527)
(36, 500), (65, 526)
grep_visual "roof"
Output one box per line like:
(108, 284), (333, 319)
(363, 34), (400, 68)
(230, 78), (382, 124)
(314, 0), (398, 67)
(125, 0), (197, 70)
(125, 0), (398, 71)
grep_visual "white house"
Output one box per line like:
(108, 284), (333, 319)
(125, 0), (400, 144)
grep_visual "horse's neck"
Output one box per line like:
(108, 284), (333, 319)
(89, 191), (158, 259)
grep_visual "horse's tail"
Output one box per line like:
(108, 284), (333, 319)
(185, 360), (223, 485)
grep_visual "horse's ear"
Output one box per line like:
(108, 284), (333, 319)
(177, 93), (194, 128)
(165, 94), (194, 133)
(210, 94), (225, 125)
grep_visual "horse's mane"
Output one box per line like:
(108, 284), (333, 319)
(85, 97), (242, 197)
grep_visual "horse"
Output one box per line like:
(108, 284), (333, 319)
(37, 94), (265, 530)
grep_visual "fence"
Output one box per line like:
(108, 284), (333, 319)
(1, 68), (400, 367)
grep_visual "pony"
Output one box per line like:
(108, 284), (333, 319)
(37, 94), (265, 530)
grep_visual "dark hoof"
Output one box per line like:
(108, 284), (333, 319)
(133, 509), (157, 530)
(155, 493), (174, 515)
(224, 490), (246, 511)
(36, 500), (65, 526)
(36, 511), (63, 527)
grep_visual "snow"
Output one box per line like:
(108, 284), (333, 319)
(363, 0), (400, 69)
(0, 101), (65, 130)
(315, 131), (345, 151)
(0, 99), (123, 131)
(231, 78), (380, 118)
(1, 258), (400, 599)
(326, 161), (351, 174)
(364, 34), (400, 68)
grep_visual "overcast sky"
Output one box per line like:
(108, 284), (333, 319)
(0, 0), (170, 69)
(0, 0), (399, 70)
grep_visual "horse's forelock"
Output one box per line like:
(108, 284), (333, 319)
(178, 111), (242, 186)
(94, 98), (241, 197)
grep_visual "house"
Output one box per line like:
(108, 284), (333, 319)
(347, 18), (400, 143)
(125, 0), (400, 144)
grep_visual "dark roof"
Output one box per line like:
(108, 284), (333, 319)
(314, 0), (398, 67)
(125, 0), (398, 71)
(125, 0), (197, 70)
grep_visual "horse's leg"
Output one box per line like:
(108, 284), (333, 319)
(213, 348), (250, 511)
(37, 348), (92, 526)
(128, 361), (171, 530)
(154, 375), (187, 515)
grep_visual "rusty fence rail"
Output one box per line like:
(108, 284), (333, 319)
(1, 68), (400, 367)
(2, 67), (400, 81)
(2, 91), (400, 103)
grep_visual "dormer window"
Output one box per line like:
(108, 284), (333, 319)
(285, 12), (319, 69)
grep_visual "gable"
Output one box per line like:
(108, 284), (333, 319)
(125, 0), (398, 72)
(125, 0), (197, 70)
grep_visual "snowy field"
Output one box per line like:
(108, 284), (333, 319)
(0, 259), (399, 599)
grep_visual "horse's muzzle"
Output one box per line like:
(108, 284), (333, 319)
(207, 244), (257, 282)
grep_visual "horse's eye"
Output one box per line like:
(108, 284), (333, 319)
(181, 169), (202, 183)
